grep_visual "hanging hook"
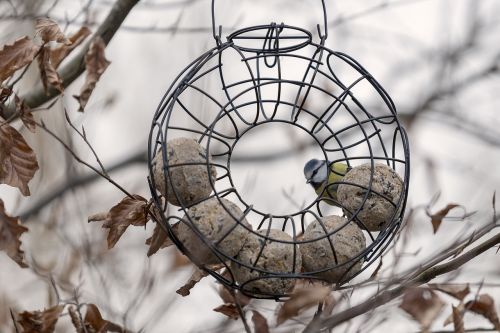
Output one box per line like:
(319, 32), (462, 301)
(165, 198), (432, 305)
(211, 0), (329, 45)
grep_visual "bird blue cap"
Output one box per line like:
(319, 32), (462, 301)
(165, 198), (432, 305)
(304, 159), (327, 184)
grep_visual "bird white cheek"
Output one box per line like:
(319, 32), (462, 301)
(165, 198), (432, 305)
(312, 164), (328, 183)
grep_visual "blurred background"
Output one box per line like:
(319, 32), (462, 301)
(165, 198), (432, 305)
(1, 0), (500, 332)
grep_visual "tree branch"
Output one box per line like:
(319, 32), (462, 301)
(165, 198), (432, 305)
(307, 226), (500, 332)
(0, 0), (140, 119)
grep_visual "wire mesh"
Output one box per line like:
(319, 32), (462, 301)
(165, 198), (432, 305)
(148, 0), (410, 300)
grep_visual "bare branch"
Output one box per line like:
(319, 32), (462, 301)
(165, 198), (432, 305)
(307, 225), (500, 332)
(19, 149), (146, 220)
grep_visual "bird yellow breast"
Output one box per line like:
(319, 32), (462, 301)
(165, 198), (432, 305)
(315, 162), (349, 204)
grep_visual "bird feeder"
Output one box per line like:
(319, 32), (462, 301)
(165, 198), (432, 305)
(148, 0), (410, 299)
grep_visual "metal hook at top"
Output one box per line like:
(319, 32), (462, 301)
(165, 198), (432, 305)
(211, 0), (328, 45)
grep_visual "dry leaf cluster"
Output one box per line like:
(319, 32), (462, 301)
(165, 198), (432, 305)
(14, 303), (127, 333)
(399, 284), (500, 333)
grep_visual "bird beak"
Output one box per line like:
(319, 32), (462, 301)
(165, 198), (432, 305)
(306, 179), (311, 184)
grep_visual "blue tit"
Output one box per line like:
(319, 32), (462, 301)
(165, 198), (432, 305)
(303, 159), (350, 205)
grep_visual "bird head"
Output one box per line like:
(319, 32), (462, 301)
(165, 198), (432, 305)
(303, 159), (328, 186)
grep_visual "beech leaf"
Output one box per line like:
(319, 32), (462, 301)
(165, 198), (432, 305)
(465, 294), (500, 330)
(428, 283), (470, 301)
(37, 45), (64, 94)
(89, 195), (148, 249)
(429, 203), (460, 233)
(17, 305), (64, 333)
(84, 304), (126, 333)
(213, 285), (251, 321)
(399, 287), (445, 330)
(51, 27), (92, 69)
(452, 305), (465, 333)
(0, 86), (12, 103)
(171, 250), (191, 269)
(0, 118), (39, 196)
(0, 198), (28, 268)
(370, 257), (383, 279)
(217, 285), (250, 307)
(176, 268), (209, 297)
(68, 306), (84, 333)
(145, 221), (177, 256)
(14, 95), (36, 132)
(73, 37), (110, 112)
(323, 294), (337, 316)
(213, 304), (240, 320)
(277, 286), (331, 325)
(444, 302), (464, 327)
(0, 36), (40, 83)
(35, 18), (70, 44)
(252, 311), (270, 333)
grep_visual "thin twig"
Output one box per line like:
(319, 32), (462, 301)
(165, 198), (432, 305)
(49, 276), (62, 304)
(63, 109), (108, 176)
(10, 308), (19, 333)
(34, 118), (135, 199)
(20, 149), (146, 220)
(329, 0), (432, 27)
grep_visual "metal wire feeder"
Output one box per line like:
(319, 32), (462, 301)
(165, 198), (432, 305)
(147, 0), (411, 300)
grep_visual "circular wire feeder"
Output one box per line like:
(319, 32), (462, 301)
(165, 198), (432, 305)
(148, 0), (410, 300)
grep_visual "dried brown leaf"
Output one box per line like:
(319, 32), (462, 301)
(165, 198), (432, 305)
(465, 294), (500, 330)
(430, 204), (460, 233)
(452, 305), (464, 333)
(217, 286), (251, 308)
(428, 283), (470, 301)
(370, 257), (383, 279)
(17, 305), (64, 333)
(14, 95), (36, 132)
(88, 212), (108, 222)
(176, 268), (208, 297)
(399, 287), (445, 330)
(0, 86), (12, 103)
(89, 195), (148, 249)
(172, 250), (191, 269)
(277, 286), (331, 325)
(218, 285), (235, 304)
(68, 306), (84, 333)
(0, 198), (28, 268)
(213, 304), (240, 320)
(0, 120), (39, 196)
(252, 310), (270, 333)
(0, 37), (40, 82)
(51, 26), (91, 68)
(73, 37), (110, 112)
(322, 294), (337, 316)
(146, 222), (176, 256)
(35, 18), (70, 44)
(444, 302), (464, 326)
(217, 286), (233, 304)
(37, 45), (63, 94)
(84, 304), (125, 333)
(104, 195), (148, 228)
